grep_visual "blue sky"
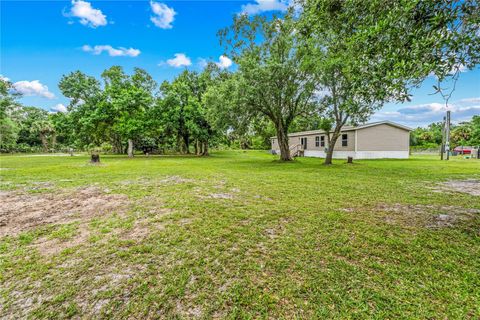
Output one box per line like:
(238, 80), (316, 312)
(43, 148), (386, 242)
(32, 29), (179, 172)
(1, 0), (479, 127)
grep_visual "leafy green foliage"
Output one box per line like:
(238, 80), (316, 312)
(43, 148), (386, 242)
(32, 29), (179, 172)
(411, 117), (480, 149)
(297, 0), (480, 163)
(218, 12), (323, 160)
(2, 1), (479, 156)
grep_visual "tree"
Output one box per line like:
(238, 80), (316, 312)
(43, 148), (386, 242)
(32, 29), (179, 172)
(59, 68), (156, 156)
(59, 71), (105, 149)
(298, 0), (480, 164)
(0, 78), (21, 152)
(30, 119), (55, 152)
(14, 106), (51, 148)
(51, 111), (75, 149)
(0, 117), (19, 152)
(156, 68), (220, 155)
(157, 73), (193, 154)
(101, 66), (156, 157)
(451, 124), (472, 147)
(219, 12), (322, 161)
(190, 64), (226, 156)
(470, 115), (480, 146)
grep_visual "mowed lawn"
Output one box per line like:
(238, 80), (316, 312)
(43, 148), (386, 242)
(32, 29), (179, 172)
(0, 151), (479, 319)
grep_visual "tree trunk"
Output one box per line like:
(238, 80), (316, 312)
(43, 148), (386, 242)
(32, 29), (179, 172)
(40, 133), (48, 152)
(183, 135), (190, 154)
(202, 141), (209, 156)
(276, 124), (292, 161)
(127, 139), (134, 158)
(324, 131), (340, 165)
(194, 140), (198, 155)
(51, 134), (57, 152)
(176, 135), (183, 153)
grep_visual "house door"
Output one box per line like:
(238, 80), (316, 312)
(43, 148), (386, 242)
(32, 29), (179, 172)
(300, 137), (307, 149)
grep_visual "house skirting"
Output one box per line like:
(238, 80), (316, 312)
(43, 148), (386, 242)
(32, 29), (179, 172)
(272, 150), (409, 159)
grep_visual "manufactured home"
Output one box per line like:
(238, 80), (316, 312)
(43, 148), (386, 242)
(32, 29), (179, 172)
(271, 121), (411, 159)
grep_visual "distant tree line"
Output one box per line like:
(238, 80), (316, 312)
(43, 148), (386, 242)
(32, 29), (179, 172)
(0, 70), (325, 154)
(410, 116), (480, 150)
(1, 0), (479, 162)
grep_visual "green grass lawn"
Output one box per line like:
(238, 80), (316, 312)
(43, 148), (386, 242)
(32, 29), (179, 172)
(1, 151), (479, 319)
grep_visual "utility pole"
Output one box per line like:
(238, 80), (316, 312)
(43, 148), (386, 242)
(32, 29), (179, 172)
(445, 110), (451, 160)
(441, 116), (446, 160)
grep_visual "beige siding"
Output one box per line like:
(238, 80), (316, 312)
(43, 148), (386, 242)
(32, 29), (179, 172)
(333, 131), (355, 151)
(356, 124), (409, 151)
(271, 138), (279, 150)
(271, 131), (355, 151)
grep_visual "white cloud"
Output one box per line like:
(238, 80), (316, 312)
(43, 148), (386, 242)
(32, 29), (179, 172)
(240, 0), (289, 15)
(216, 55), (233, 69)
(82, 45), (141, 57)
(164, 53), (191, 68)
(69, 0), (107, 28)
(372, 98), (480, 127)
(52, 103), (68, 113)
(0, 74), (10, 82)
(13, 80), (55, 99)
(150, 1), (176, 29)
(196, 56), (233, 69)
(197, 58), (208, 69)
(458, 97), (480, 104)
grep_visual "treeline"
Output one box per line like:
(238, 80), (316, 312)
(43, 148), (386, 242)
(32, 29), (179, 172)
(411, 116), (480, 149)
(0, 66), (322, 154)
(0, 67), (278, 154)
(2, 1), (479, 162)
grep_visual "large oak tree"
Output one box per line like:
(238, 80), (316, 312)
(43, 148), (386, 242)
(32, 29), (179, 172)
(219, 12), (323, 161)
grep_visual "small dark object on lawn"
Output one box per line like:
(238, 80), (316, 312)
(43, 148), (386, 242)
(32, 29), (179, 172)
(91, 154), (100, 163)
(347, 156), (353, 164)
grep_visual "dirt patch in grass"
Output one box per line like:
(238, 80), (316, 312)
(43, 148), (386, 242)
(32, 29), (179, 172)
(264, 217), (291, 239)
(120, 175), (194, 188)
(32, 225), (91, 256)
(0, 186), (130, 238)
(117, 220), (166, 241)
(208, 193), (235, 199)
(175, 301), (203, 319)
(433, 179), (480, 196)
(375, 203), (480, 229)
(159, 175), (194, 184)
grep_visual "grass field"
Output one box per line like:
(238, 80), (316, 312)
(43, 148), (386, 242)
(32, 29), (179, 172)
(1, 151), (479, 319)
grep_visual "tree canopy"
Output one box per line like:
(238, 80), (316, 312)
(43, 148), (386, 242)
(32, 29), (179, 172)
(2, 1), (479, 159)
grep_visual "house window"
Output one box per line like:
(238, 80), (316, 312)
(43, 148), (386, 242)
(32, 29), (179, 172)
(315, 136), (320, 147)
(320, 136), (325, 147)
(342, 134), (348, 147)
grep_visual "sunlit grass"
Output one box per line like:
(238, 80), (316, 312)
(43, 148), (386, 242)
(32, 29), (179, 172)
(0, 151), (479, 318)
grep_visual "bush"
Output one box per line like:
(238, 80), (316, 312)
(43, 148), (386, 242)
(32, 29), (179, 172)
(100, 143), (113, 153)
